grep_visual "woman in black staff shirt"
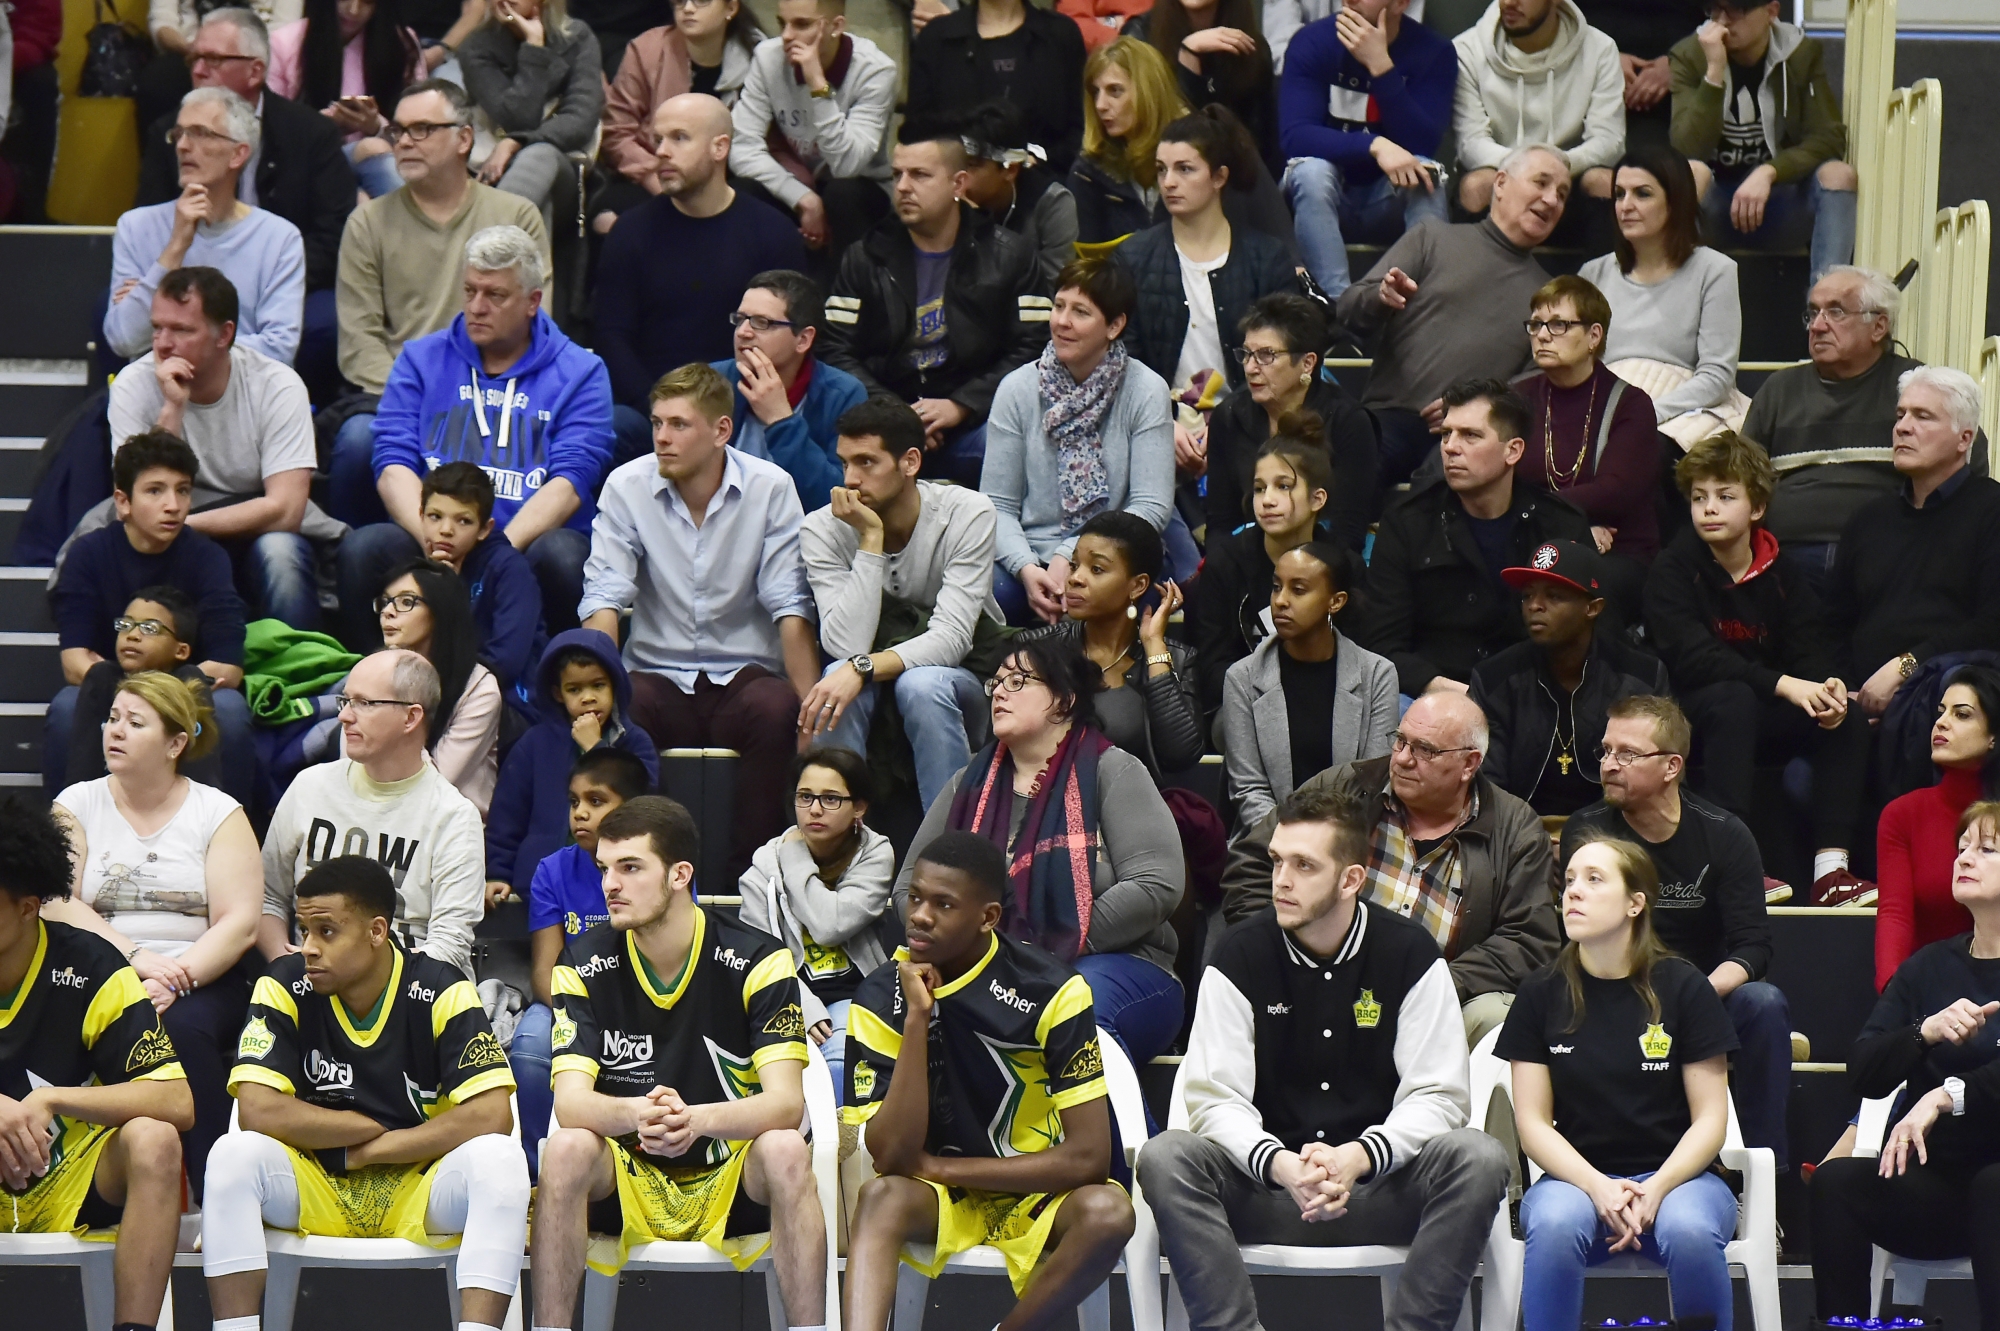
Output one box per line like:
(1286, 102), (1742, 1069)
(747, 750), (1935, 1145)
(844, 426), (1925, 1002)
(1810, 799), (2000, 1330)
(1497, 837), (1741, 1331)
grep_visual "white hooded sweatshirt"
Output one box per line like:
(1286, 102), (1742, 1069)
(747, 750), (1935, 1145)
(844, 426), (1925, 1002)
(1451, 0), (1626, 176)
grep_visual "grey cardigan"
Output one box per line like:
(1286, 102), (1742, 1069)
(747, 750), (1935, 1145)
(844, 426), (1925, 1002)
(458, 19), (606, 154)
(893, 745), (1185, 973)
(737, 825), (896, 1028)
(1219, 630), (1398, 832)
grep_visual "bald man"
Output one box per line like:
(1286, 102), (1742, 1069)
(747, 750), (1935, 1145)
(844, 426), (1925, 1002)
(596, 92), (810, 459)
(1220, 691), (1561, 1045)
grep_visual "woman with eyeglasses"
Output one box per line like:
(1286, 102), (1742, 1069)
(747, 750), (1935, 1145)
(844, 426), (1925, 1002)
(457, 0), (605, 208)
(894, 635), (1188, 1069)
(739, 746), (895, 1099)
(267, 0), (424, 197)
(373, 557), (503, 814)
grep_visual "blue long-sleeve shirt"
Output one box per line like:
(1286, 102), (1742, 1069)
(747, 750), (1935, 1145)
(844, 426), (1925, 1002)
(712, 357), (869, 513)
(1278, 15), (1457, 181)
(52, 524), (247, 665)
(460, 532), (544, 695)
(105, 203), (306, 364)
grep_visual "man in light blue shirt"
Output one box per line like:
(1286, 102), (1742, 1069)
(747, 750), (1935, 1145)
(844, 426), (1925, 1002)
(582, 360), (820, 884)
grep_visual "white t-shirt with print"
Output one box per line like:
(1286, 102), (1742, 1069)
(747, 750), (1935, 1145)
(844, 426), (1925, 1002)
(1174, 246), (1231, 396)
(55, 776), (242, 956)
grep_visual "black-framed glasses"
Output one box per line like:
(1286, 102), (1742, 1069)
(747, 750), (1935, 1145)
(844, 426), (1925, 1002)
(984, 670), (1047, 697)
(1525, 317), (1585, 337)
(187, 52), (259, 69)
(113, 617), (177, 638)
(1234, 345), (1297, 367)
(381, 120), (463, 144)
(728, 311), (794, 333)
(335, 695), (420, 714)
(1601, 747), (1670, 767)
(1802, 304), (1875, 328)
(795, 791), (853, 810)
(373, 592), (427, 615)
(1388, 730), (1476, 763)
(165, 123), (239, 147)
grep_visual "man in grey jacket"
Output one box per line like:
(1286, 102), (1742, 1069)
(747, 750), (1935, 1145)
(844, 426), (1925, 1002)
(1221, 690), (1560, 1044)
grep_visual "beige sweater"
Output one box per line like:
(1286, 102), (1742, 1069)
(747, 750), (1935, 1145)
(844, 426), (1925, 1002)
(335, 181), (551, 394)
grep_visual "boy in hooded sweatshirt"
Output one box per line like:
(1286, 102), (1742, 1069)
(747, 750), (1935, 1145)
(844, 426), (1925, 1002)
(413, 461), (546, 698)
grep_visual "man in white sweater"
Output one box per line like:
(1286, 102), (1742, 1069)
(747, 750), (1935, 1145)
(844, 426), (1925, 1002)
(259, 650), (486, 979)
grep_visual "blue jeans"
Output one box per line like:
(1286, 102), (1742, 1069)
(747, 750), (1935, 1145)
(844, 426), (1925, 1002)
(226, 531), (318, 631)
(44, 680), (255, 804)
(1284, 156), (1449, 298)
(1725, 980), (1792, 1173)
(1520, 1168), (1738, 1331)
(1702, 165), (1856, 284)
(926, 422), (988, 488)
(328, 412), (387, 529)
(343, 139), (403, 198)
(610, 402), (653, 469)
(819, 998), (851, 1106)
(509, 1002), (553, 1179)
(1074, 951), (1183, 1067)
(298, 287), (340, 402)
(822, 661), (984, 810)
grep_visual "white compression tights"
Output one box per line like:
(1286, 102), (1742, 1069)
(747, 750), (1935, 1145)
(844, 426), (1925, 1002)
(202, 1130), (531, 1296)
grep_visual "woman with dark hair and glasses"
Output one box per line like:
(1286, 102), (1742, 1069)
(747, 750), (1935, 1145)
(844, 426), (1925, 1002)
(375, 557), (503, 814)
(893, 635), (1188, 1068)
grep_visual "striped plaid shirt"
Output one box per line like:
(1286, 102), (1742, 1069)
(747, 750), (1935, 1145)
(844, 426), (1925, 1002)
(1363, 780), (1479, 956)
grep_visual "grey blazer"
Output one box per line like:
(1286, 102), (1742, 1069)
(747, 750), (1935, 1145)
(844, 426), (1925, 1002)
(1219, 630), (1399, 831)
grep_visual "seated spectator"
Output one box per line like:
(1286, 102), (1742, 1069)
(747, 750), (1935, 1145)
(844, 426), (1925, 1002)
(105, 266), (324, 633)
(1139, 785), (1510, 1331)
(797, 399), (1003, 811)
(1203, 294), (1377, 552)
(1279, 0), (1455, 298)
(1358, 378), (1591, 697)
(1576, 0), (1701, 149)
(581, 362), (820, 886)
(711, 271), (867, 510)
(259, 650), (487, 978)
(1221, 689), (1562, 1044)
(111, 87), (307, 366)
(739, 746), (896, 1096)
(0, 800), (193, 1326)
(1497, 837), (1740, 1331)
(373, 559), (504, 815)
(821, 119), (1047, 485)
(484, 628), (661, 902)
(1645, 433), (1866, 897)
(412, 461), (544, 695)
(844, 831), (1134, 1331)
(956, 100), (1083, 290)
(594, 0), (767, 227)
(331, 80), (551, 527)
(49, 671), (259, 1201)
(340, 225), (612, 646)
(458, 0), (605, 211)
(1874, 668), (1999, 987)
(981, 257), (1174, 625)
(1134, 0), (1277, 163)
(1810, 799), (2000, 1322)
(1517, 276), (1661, 568)
(1222, 542), (1396, 830)
(203, 857), (528, 1329)
(906, 0), (1087, 172)
(894, 639), (1188, 1067)
(1335, 144), (1566, 486)
(728, 0), (897, 260)
(1451, 0), (1623, 235)
(1022, 511), (1204, 778)
(1561, 695), (1791, 1169)
(1056, 0), (1152, 55)
(1670, 0), (1854, 282)
(1580, 145), (1746, 444)
(266, 0), (423, 199)
(510, 745), (649, 1173)
(596, 94), (808, 456)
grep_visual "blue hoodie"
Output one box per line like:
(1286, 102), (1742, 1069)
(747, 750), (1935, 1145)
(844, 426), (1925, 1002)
(711, 356), (869, 513)
(485, 628), (661, 893)
(373, 310), (615, 534)
(460, 531), (545, 696)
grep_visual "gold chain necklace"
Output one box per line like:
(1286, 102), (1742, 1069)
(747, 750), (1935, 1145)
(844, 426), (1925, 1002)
(1543, 372), (1602, 490)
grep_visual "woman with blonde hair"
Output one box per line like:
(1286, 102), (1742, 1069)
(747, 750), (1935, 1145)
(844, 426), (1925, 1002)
(50, 670), (263, 1205)
(457, 0), (605, 209)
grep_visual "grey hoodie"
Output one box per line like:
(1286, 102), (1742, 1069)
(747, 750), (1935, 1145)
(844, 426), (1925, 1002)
(1451, 0), (1626, 175)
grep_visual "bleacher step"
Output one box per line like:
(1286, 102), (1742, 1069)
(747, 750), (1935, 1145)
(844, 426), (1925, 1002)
(0, 702), (43, 776)
(0, 568), (53, 632)
(0, 630), (62, 702)
(0, 438), (40, 498)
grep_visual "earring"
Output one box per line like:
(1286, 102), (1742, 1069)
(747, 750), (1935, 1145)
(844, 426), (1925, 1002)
(1300, 372), (1311, 384)
(1126, 602), (1139, 621)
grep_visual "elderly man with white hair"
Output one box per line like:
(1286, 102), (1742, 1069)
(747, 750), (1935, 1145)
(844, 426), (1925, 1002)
(334, 223), (615, 648)
(107, 84), (306, 365)
(1221, 689), (1562, 1045)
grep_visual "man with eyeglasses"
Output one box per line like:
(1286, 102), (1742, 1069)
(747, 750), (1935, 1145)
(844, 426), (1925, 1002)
(1560, 694), (1792, 1173)
(259, 650), (487, 979)
(1221, 689), (1561, 1047)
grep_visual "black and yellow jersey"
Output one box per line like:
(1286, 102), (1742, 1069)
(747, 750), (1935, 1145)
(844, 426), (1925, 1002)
(0, 919), (184, 1100)
(842, 932), (1106, 1158)
(550, 908), (809, 1165)
(228, 944), (515, 1128)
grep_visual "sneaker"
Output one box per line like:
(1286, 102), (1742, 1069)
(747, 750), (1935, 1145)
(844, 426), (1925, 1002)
(1764, 876), (1794, 905)
(1811, 867), (1878, 908)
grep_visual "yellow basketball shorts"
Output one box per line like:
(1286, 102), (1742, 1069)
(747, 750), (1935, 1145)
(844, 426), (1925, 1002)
(585, 1137), (770, 1276)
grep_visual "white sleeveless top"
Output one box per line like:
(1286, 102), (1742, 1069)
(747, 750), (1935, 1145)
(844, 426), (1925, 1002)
(54, 777), (241, 957)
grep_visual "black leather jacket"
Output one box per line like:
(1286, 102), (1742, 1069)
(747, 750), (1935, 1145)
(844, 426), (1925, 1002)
(1469, 633), (1672, 806)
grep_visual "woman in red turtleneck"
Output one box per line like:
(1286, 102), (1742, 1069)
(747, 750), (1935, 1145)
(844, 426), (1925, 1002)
(1873, 666), (2000, 989)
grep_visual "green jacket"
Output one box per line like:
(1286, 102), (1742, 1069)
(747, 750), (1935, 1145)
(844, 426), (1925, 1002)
(1669, 21), (1846, 185)
(242, 619), (360, 725)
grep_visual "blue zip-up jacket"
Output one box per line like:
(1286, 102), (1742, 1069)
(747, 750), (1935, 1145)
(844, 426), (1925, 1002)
(485, 628), (661, 893)
(373, 309), (615, 534)
(1279, 15), (1457, 180)
(711, 356), (869, 513)
(460, 531), (545, 696)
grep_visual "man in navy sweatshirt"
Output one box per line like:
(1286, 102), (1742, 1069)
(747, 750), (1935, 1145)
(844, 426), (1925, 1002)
(1278, 0), (1457, 298)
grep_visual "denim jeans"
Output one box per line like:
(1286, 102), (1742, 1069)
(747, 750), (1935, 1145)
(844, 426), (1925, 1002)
(225, 531), (319, 631)
(1702, 166), (1856, 284)
(822, 662), (983, 810)
(1074, 951), (1184, 1067)
(44, 680), (255, 804)
(1724, 980), (1793, 1173)
(343, 139), (403, 198)
(820, 997), (851, 1106)
(328, 412), (387, 529)
(1283, 156), (1450, 299)
(509, 1001), (553, 1178)
(337, 521), (589, 650)
(610, 402), (653, 469)
(1521, 1168), (1738, 1331)
(298, 287), (341, 403)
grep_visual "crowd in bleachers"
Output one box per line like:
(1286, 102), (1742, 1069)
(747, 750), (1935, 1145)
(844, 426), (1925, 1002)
(8, 0), (2000, 1328)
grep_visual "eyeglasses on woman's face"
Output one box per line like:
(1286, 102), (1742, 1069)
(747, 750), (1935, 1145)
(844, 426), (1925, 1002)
(795, 790), (853, 810)
(1525, 317), (1586, 338)
(1235, 345), (1298, 367)
(373, 592), (427, 615)
(984, 670), (1048, 697)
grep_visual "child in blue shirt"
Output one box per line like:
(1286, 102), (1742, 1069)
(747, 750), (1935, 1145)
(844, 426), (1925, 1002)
(416, 461), (545, 697)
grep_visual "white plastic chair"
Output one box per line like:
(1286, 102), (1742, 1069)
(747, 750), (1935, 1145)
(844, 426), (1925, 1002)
(1471, 1040), (1781, 1331)
(572, 1040), (844, 1331)
(891, 1027), (1160, 1331)
(0, 1231), (122, 1330)
(1855, 1081), (1972, 1313)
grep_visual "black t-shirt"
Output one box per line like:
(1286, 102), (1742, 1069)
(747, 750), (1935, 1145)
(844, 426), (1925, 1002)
(1465, 512), (1518, 589)
(1496, 957), (1740, 1175)
(1719, 58), (1772, 169)
(690, 61), (723, 97)
(1278, 648), (1341, 790)
(977, 30), (1030, 105)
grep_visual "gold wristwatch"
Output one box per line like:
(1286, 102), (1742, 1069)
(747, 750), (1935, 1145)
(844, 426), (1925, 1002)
(1898, 652), (1919, 679)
